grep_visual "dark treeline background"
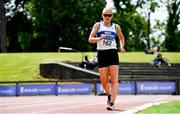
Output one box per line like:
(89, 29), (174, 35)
(0, 0), (179, 52)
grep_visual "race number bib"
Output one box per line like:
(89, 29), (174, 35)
(103, 31), (114, 46)
(103, 39), (112, 46)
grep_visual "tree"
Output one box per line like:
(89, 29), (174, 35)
(5, 0), (33, 52)
(165, 0), (180, 51)
(137, 0), (159, 49)
(113, 0), (148, 51)
(152, 20), (166, 51)
(0, 0), (6, 52)
(6, 12), (33, 52)
(30, 0), (105, 52)
(147, 1), (158, 49)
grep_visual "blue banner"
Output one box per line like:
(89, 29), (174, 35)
(96, 82), (135, 95)
(0, 81), (177, 96)
(137, 81), (176, 94)
(119, 82), (135, 94)
(57, 84), (93, 95)
(0, 86), (16, 96)
(17, 84), (55, 95)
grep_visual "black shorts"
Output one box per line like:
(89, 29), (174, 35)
(97, 49), (119, 68)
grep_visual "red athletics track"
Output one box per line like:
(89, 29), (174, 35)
(1, 95), (180, 114)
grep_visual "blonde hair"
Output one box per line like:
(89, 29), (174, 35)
(102, 7), (113, 14)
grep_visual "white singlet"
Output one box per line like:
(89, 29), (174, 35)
(96, 21), (117, 50)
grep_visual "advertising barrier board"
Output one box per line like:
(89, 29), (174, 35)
(0, 81), (176, 96)
(137, 81), (176, 94)
(17, 84), (55, 95)
(0, 86), (16, 96)
(57, 84), (93, 95)
(96, 82), (135, 95)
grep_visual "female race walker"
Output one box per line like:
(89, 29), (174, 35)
(88, 7), (125, 110)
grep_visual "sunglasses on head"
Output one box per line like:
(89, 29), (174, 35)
(103, 14), (112, 17)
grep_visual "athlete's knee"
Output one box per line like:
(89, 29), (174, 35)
(110, 79), (118, 84)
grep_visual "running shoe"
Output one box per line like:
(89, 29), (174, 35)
(107, 102), (115, 111)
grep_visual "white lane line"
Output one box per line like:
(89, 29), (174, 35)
(117, 96), (170, 114)
(152, 96), (168, 102)
(0, 98), (53, 105)
(1, 100), (56, 107)
(1, 101), (88, 109)
(117, 101), (170, 114)
(29, 97), (122, 114)
(29, 101), (106, 114)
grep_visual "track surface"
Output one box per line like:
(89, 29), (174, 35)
(1, 95), (180, 114)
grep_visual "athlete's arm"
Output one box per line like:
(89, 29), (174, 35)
(88, 22), (106, 44)
(116, 24), (125, 52)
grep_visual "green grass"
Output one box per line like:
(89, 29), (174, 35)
(119, 52), (180, 63)
(0, 52), (83, 81)
(0, 52), (180, 81)
(136, 100), (180, 114)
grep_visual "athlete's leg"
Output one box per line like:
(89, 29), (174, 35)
(109, 65), (119, 103)
(99, 67), (111, 95)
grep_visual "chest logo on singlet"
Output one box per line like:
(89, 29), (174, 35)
(103, 31), (115, 46)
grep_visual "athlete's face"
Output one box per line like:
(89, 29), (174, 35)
(102, 10), (113, 23)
